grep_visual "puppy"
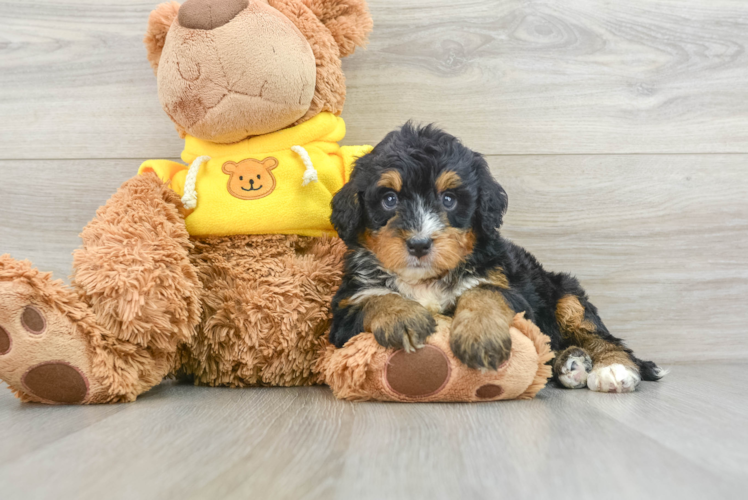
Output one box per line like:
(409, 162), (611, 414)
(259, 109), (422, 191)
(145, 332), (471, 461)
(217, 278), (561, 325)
(329, 124), (665, 393)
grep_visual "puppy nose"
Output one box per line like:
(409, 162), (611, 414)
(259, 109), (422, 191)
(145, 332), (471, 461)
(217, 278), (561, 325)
(179, 0), (249, 30)
(407, 238), (432, 258)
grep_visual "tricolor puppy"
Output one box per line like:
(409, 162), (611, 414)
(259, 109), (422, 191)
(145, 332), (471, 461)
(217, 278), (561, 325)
(330, 124), (665, 393)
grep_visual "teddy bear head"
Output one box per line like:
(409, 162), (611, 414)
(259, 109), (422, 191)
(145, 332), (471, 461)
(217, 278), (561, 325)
(144, 0), (372, 144)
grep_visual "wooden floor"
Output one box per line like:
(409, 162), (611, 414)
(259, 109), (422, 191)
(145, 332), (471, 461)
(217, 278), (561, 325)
(0, 363), (745, 500)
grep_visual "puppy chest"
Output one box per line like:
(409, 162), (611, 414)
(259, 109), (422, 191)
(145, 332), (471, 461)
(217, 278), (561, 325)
(397, 282), (456, 314)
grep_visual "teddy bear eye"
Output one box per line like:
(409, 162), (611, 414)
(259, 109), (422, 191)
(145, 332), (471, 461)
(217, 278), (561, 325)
(239, 176), (243, 181)
(257, 175), (261, 179)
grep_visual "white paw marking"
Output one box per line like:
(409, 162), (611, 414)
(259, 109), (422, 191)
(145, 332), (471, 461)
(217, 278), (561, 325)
(558, 355), (589, 389)
(587, 364), (641, 393)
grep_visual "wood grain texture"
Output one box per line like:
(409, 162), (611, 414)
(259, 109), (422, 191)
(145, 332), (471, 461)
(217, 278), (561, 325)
(0, 364), (746, 500)
(2, 1), (748, 158)
(2, 155), (745, 362)
(492, 154), (748, 363)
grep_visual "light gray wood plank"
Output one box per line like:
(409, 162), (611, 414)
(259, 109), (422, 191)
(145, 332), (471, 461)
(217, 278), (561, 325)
(2, 155), (745, 362)
(2, 1), (748, 159)
(492, 154), (748, 364)
(577, 363), (748, 479)
(0, 364), (746, 500)
(0, 382), (128, 466)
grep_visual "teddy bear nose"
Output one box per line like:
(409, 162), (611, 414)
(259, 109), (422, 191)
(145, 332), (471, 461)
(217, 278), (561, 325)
(178, 0), (249, 30)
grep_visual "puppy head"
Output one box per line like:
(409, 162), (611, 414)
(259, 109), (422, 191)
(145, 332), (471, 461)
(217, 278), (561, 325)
(332, 123), (508, 279)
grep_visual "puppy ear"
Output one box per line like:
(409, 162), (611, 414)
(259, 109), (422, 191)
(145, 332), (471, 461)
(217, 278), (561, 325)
(331, 179), (363, 245)
(302, 0), (373, 57)
(474, 155), (508, 241)
(144, 1), (181, 75)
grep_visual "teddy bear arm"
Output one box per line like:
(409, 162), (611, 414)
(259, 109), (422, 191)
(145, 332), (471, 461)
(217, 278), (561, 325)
(70, 172), (203, 395)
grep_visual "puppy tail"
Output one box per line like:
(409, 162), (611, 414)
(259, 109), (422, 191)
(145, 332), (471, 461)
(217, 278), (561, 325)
(635, 358), (668, 381)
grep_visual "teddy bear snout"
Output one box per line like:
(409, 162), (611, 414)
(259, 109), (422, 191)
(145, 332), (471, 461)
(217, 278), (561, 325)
(178, 0), (249, 31)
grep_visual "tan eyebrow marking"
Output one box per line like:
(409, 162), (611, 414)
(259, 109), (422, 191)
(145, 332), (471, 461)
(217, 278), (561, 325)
(436, 171), (462, 192)
(377, 170), (402, 191)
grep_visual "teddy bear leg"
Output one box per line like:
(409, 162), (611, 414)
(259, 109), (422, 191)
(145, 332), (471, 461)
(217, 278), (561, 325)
(320, 313), (554, 402)
(0, 173), (202, 404)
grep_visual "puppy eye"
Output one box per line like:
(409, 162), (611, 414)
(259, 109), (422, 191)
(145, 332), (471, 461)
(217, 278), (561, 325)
(381, 191), (398, 211)
(442, 192), (457, 211)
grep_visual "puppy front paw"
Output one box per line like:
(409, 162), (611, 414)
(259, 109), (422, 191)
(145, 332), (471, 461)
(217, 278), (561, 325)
(450, 310), (512, 371)
(587, 363), (641, 393)
(368, 297), (436, 352)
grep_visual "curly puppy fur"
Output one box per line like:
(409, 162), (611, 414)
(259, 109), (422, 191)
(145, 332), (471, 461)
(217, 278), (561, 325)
(329, 124), (664, 384)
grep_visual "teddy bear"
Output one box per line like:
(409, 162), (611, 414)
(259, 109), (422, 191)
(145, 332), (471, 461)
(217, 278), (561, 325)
(0, 0), (552, 405)
(0, 0), (374, 404)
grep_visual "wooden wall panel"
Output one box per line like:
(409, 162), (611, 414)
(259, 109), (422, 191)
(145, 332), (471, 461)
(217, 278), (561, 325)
(2, 155), (745, 362)
(1, 1), (748, 159)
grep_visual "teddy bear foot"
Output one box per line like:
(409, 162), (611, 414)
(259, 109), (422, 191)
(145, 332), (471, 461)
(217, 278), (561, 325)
(0, 259), (105, 404)
(319, 313), (553, 402)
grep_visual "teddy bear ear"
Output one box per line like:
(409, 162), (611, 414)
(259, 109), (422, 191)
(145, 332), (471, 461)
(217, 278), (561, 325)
(222, 161), (238, 174)
(302, 0), (373, 58)
(261, 158), (279, 170)
(144, 1), (181, 74)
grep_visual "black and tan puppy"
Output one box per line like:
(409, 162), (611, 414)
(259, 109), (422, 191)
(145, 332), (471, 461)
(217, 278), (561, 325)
(329, 124), (665, 393)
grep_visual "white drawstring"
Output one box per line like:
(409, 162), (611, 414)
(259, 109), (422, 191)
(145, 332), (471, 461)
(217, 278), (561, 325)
(291, 145), (318, 186)
(181, 155), (211, 210)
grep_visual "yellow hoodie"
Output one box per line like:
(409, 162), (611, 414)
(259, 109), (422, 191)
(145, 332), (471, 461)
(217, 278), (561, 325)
(139, 112), (371, 238)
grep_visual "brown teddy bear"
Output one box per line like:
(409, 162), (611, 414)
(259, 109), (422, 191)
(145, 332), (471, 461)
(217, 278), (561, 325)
(0, 0), (552, 405)
(0, 0), (373, 404)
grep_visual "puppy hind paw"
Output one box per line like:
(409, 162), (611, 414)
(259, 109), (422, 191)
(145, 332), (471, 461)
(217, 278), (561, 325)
(554, 347), (592, 389)
(587, 364), (641, 393)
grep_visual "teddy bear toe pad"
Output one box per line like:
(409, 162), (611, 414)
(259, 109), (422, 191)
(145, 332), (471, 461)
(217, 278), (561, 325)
(20, 305), (46, 334)
(0, 325), (11, 355)
(475, 383), (504, 400)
